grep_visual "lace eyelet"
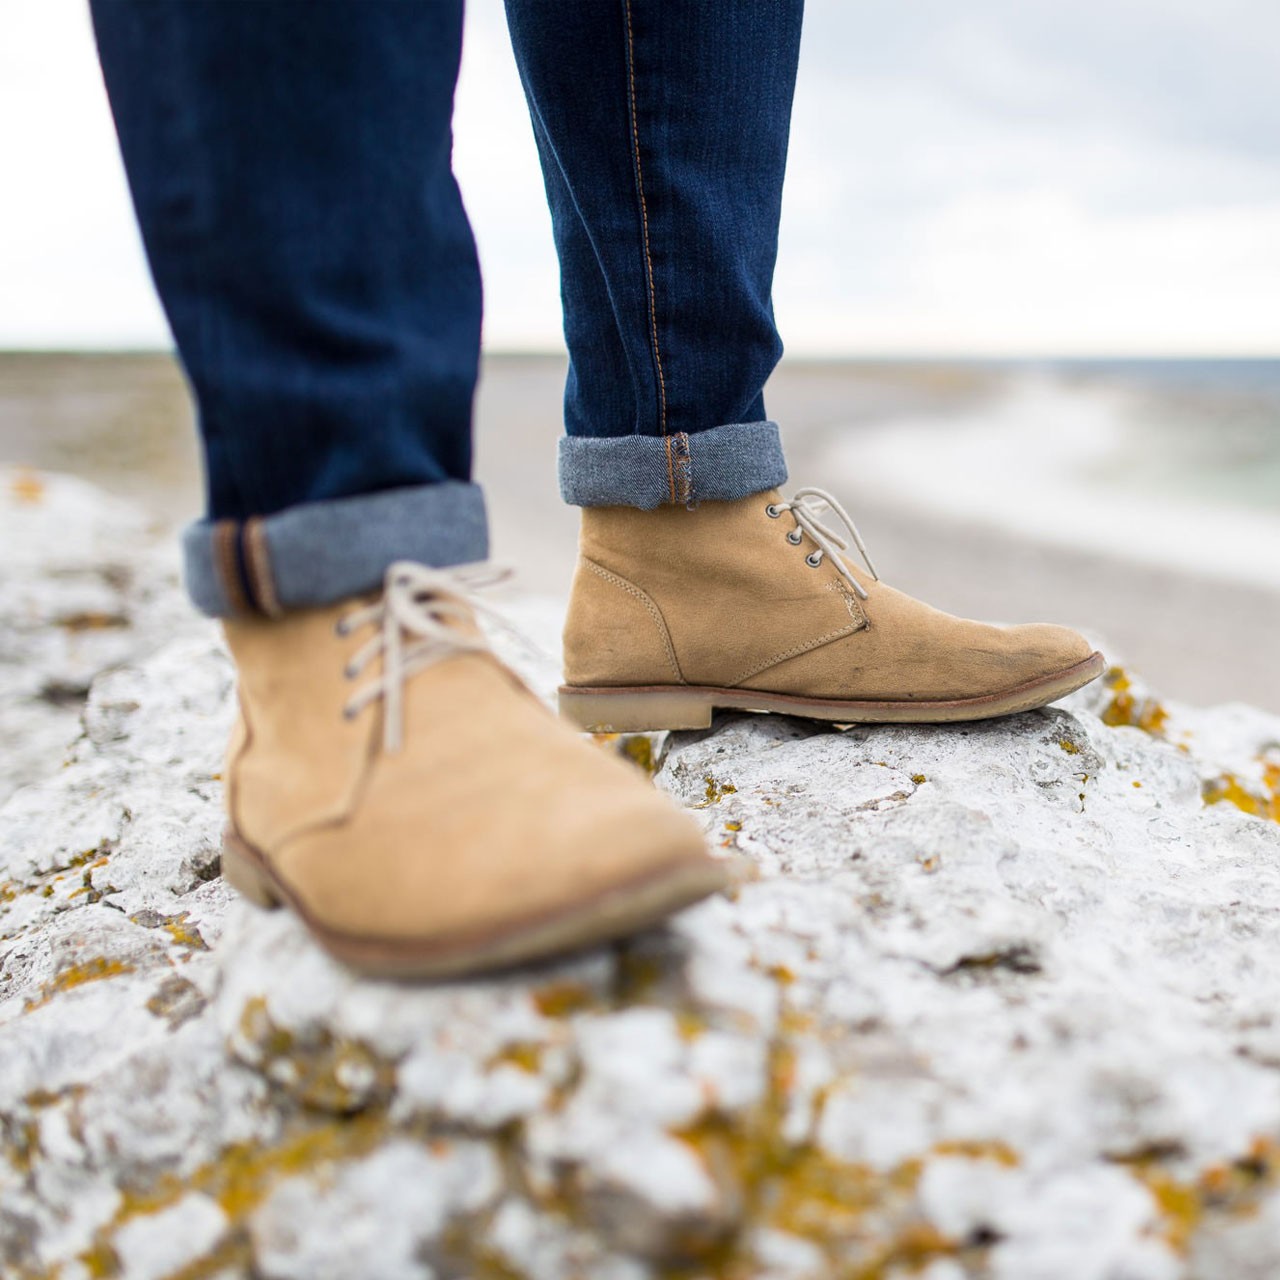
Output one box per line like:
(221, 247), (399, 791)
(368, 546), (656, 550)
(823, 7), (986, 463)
(805, 551), (823, 568)
(786, 530), (803, 545)
(343, 663), (358, 680)
(334, 618), (350, 637)
(765, 504), (781, 518)
(342, 706), (357, 721)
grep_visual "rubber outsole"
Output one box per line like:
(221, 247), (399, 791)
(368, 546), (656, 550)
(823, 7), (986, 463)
(220, 829), (729, 980)
(558, 651), (1108, 733)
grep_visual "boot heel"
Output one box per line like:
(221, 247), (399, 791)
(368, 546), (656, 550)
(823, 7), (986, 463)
(221, 829), (282, 910)
(558, 686), (714, 733)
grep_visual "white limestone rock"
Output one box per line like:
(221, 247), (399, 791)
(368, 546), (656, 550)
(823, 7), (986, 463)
(4, 473), (1280, 1278)
(0, 466), (204, 805)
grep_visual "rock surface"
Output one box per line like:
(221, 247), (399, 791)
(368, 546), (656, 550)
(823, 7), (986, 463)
(0, 466), (201, 807)
(3, 471), (1280, 1280)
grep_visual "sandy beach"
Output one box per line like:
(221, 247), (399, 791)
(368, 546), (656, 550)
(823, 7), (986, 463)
(2, 350), (1278, 713)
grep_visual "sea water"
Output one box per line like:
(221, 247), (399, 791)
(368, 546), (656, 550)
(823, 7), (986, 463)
(1053, 359), (1280, 515)
(833, 358), (1280, 591)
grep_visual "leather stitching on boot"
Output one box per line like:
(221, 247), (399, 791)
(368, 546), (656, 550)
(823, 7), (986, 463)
(583, 557), (685, 683)
(830, 578), (868, 628)
(728, 622), (864, 689)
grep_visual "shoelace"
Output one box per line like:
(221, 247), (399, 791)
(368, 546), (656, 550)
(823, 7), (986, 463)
(765, 487), (880, 600)
(337, 561), (507, 753)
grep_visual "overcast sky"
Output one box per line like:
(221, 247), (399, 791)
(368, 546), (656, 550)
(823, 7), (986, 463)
(2, 0), (1277, 354)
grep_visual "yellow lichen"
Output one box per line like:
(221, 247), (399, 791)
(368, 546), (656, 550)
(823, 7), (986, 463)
(659, 1014), (978, 1279)
(24, 958), (134, 1011)
(932, 1139), (1019, 1167)
(10, 469), (45, 503)
(911, 774), (928, 785)
(1100, 666), (1170, 735)
(490, 1041), (544, 1074)
(699, 776), (738, 806)
(621, 735), (657, 775)
(237, 997), (395, 1112)
(614, 948), (669, 1003)
(162, 913), (209, 952)
(532, 981), (597, 1018)
(1111, 1137), (1280, 1259)
(1125, 1164), (1204, 1254)
(675, 1010), (708, 1042)
(1058, 739), (1081, 755)
(1203, 770), (1280, 825)
(75, 1110), (392, 1277)
(590, 732), (659, 775)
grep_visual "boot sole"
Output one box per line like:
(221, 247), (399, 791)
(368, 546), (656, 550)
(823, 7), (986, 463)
(559, 651), (1108, 733)
(220, 829), (728, 981)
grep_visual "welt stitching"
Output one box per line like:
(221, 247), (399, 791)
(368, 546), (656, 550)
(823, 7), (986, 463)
(622, 0), (669, 437)
(584, 557), (684, 682)
(663, 436), (676, 504)
(243, 518), (284, 619)
(729, 624), (862, 688)
(213, 520), (252, 616)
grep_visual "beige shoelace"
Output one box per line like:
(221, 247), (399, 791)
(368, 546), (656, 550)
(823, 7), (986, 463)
(337, 561), (506, 753)
(765, 487), (880, 600)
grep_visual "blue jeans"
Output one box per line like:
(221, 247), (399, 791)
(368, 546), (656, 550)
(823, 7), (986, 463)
(91, 1), (801, 617)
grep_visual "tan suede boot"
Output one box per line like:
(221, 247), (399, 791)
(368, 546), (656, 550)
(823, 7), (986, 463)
(560, 487), (1104, 731)
(219, 562), (725, 978)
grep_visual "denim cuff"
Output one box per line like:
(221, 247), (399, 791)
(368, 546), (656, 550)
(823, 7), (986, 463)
(182, 481), (488, 617)
(558, 420), (787, 509)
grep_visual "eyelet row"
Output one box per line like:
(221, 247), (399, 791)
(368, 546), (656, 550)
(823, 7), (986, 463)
(767, 503), (823, 568)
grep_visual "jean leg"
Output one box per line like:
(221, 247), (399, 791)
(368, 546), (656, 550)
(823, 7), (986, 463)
(504, 0), (802, 508)
(91, 0), (487, 615)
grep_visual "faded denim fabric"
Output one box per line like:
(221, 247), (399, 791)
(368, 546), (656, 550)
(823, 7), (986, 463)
(559, 421), (787, 509)
(92, 1), (803, 616)
(182, 483), (488, 619)
(506, 1), (804, 504)
(91, 2), (481, 529)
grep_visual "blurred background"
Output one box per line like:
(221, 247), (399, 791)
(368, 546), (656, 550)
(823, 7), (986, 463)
(2, 0), (1278, 709)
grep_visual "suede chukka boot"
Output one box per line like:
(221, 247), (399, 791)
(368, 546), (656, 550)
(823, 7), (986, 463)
(220, 562), (725, 978)
(560, 487), (1105, 732)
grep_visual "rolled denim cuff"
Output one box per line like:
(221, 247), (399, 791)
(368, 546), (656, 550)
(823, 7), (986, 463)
(182, 481), (488, 617)
(558, 420), (787, 509)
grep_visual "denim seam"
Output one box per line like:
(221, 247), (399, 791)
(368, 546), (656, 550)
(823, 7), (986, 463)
(584, 557), (684, 683)
(729, 623), (863, 688)
(671, 432), (692, 505)
(244, 517), (284, 618)
(621, 0), (669, 454)
(184, 481), (489, 617)
(213, 520), (252, 616)
(558, 420), (786, 509)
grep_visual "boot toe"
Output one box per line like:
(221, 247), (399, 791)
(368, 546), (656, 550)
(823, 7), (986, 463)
(1003, 623), (1097, 681)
